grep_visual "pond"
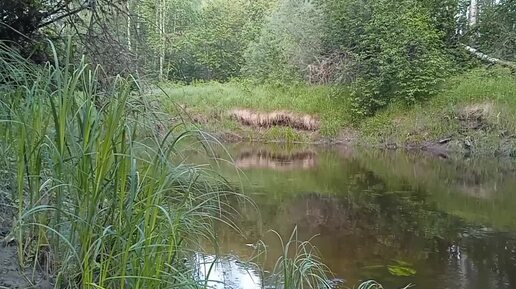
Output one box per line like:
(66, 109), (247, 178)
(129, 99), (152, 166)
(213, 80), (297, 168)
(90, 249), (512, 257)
(186, 143), (516, 289)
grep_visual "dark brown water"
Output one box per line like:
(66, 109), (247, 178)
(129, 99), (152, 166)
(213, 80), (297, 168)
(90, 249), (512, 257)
(189, 143), (516, 289)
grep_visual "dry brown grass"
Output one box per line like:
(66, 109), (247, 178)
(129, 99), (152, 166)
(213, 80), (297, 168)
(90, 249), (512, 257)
(458, 102), (495, 131)
(461, 102), (494, 120)
(229, 109), (320, 131)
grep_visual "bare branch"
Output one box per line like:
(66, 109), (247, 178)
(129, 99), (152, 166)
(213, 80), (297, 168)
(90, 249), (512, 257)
(38, 6), (89, 29)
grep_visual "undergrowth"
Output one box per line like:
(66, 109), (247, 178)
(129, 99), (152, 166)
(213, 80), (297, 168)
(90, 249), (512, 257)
(359, 67), (516, 154)
(155, 66), (516, 150)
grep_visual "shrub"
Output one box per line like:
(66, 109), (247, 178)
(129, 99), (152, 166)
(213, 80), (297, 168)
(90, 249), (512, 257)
(321, 0), (452, 117)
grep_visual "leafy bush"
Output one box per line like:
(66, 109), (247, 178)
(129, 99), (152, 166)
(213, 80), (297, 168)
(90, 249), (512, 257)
(167, 0), (275, 82)
(322, 0), (452, 117)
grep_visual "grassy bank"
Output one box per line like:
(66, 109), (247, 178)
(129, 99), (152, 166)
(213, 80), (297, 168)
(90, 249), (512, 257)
(156, 67), (516, 155)
(156, 81), (352, 141)
(360, 67), (516, 154)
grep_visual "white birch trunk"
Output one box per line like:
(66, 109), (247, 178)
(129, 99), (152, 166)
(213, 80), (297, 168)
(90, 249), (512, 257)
(469, 0), (478, 26)
(127, 0), (132, 51)
(135, 0), (141, 91)
(463, 45), (516, 68)
(159, 0), (165, 81)
(156, 0), (163, 81)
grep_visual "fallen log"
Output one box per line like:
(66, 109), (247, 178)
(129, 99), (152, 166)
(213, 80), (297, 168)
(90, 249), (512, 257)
(462, 45), (516, 69)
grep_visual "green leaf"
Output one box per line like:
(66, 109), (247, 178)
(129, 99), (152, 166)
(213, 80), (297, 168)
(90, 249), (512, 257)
(387, 265), (417, 277)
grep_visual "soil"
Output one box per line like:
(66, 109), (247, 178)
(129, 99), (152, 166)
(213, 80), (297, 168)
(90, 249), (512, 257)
(0, 190), (53, 289)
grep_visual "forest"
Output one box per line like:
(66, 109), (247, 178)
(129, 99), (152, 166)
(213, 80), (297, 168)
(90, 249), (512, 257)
(3, 0), (515, 113)
(1, 0), (516, 288)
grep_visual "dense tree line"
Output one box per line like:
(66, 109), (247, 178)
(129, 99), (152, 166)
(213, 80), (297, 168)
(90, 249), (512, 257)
(1, 0), (514, 115)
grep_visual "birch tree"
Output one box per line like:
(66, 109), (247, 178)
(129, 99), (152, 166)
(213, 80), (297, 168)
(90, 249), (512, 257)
(469, 0), (479, 26)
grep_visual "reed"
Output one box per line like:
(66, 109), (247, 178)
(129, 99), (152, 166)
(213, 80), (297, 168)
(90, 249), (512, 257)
(267, 227), (333, 289)
(357, 280), (413, 289)
(0, 40), (338, 289)
(0, 40), (237, 289)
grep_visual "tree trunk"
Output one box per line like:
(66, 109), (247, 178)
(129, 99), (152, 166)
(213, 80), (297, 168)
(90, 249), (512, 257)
(135, 0), (142, 91)
(469, 0), (478, 26)
(157, 0), (165, 82)
(127, 0), (132, 51)
(463, 45), (516, 68)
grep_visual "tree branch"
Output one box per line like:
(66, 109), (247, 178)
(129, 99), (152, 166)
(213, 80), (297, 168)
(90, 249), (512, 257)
(42, 0), (74, 18)
(38, 6), (89, 29)
(0, 22), (36, 42)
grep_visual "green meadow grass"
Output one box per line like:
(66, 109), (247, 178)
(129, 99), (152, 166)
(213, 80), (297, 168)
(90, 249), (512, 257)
(156, 80), (353, 137)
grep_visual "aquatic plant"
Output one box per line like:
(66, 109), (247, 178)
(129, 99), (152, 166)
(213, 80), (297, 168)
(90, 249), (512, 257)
(357, 280), (413, 289)
(267, 226), (333, 289)
(358, 280), (385, 289)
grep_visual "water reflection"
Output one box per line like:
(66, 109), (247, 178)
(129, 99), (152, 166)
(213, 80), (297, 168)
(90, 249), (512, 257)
(194, 253), (261, 289)
(235, 149), (317, 170)
(187, 144), (516, 289)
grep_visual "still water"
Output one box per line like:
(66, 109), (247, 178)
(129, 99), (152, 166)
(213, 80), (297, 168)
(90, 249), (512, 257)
(186, 143), (516, 289)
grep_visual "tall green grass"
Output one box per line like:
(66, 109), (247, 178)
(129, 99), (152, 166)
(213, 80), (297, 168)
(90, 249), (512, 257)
(357, 280), (413, 289)
(0, 41), (337, 289)
(0, 41), (240, 289)
(262, 227), (333, 289)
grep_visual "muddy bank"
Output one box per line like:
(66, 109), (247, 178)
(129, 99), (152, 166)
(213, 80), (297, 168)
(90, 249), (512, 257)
(214, 127), (516, 159)
(375, 102), (516, 158)
(205, 125), (358, 146)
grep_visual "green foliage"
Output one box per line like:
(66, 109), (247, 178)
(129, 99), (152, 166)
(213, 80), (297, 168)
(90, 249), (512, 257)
(263, 127), (305, 143)
(267, 227), (332, 289)
(359, 67), (516, 153)
(243, 0), (325, 82)
(322, 0), (452, 117)
(420, 0), (464, 46)
(387, 260), (417, 277)
(0, 0), (42, 42)
(357, 280), (385, 289)
(474, 0), (516, 62)
(167, 0), (275, 82)
(158, 81), (352, 137)
(0, 0), (93, 63)
(357, 280), (412, 289)
(175, 0), (247, 80)
(1, 41), (342, 289)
